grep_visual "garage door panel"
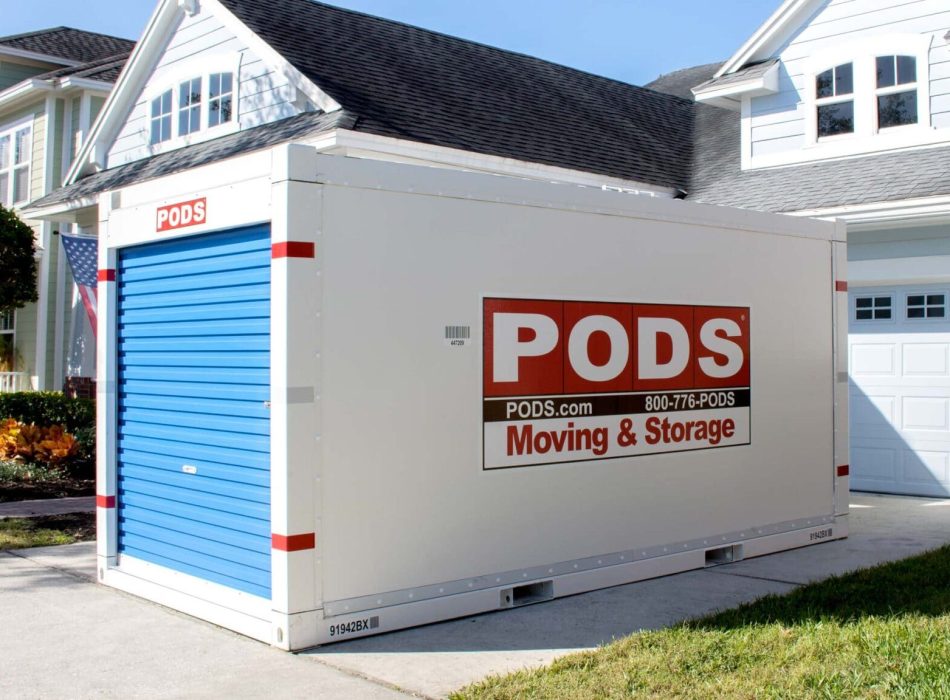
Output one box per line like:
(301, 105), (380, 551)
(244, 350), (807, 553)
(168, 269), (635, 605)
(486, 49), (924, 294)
(850, 285), (950, 496)
(117, 225), (271, 599)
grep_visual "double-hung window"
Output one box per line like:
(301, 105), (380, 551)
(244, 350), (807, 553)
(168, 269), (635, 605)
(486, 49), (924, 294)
(0, 124), (31, 207)
(208, 73), (233, 127)
(150, 89), (173, 145)
(876, 55), (917, 129)
(178, 77), (202, 135)
(816, 63), (854, 137)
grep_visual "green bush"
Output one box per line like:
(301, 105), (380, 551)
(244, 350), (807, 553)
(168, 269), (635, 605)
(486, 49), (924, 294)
(0, 392), (96, 477)
(0, 391), (94, 432)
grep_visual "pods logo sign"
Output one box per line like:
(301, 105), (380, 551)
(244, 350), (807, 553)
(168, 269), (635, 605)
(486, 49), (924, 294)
(156, 197), (207, 232)
(482, 298), (752, 469)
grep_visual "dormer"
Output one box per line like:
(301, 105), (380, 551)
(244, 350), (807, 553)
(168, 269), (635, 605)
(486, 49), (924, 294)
(692, 0), (950, 170)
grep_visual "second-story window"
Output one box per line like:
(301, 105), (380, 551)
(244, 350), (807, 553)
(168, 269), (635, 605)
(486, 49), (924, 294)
(816, 63), (854, 137)
(0, 125), (31, 206)
(208, 73), (233, 127)
(178, 77), (202, 136)
(876, 55), (917, 129)
(150, 89), (173, 145)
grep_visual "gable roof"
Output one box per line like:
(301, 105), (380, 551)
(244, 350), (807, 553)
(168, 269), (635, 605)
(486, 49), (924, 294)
(0, 27), (135, 65)
(715, 0), (822, 77)
(215, 0), (696, 191)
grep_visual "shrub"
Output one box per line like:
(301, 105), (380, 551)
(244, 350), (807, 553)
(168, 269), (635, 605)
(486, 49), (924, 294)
(1, 419), (79, 466)
(0, 391), (94, 432)
(0, 392), (95, 477)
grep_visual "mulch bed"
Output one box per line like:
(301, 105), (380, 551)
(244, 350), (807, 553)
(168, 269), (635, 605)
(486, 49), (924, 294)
(0, 476), (95, 503)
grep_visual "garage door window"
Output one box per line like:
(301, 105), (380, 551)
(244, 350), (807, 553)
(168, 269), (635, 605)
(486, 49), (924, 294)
(906, 293), (946, 319)
(855, 295), (892, 321)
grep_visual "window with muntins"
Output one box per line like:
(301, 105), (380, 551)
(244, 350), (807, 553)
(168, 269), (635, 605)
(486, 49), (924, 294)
(178, 77), (202, 136)
(816, 63), (854, 137)
(209, 73), (233, 127)
(855, 296), (892, 321)
(907, 293), (945, 319)
(876, 55), (917, 129)
(0, 124), (31, 206)
(150, 90), (173, 145)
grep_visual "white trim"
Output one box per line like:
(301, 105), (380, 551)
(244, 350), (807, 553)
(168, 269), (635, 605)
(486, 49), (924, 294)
(0, 114), (35, 208)
(693, 61), (779, 110)
(790, 193), (950, 228)
(716, 0), (820, 77)
(58, 77), (114, 93)
(33, 222), (51, 389)
(53, 234), (66, 390)
(849, 256), (950, 287)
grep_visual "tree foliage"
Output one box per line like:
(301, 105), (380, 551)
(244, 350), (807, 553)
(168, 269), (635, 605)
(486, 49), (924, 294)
(0, 204), (38, 312)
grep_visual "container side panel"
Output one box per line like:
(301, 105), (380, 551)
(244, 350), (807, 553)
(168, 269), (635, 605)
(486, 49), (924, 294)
(318, 186), (836, 602)
(115, 224), (272, 599)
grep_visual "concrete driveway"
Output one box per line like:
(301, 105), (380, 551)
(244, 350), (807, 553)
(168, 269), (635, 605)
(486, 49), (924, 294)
(2, 492), (948, 699)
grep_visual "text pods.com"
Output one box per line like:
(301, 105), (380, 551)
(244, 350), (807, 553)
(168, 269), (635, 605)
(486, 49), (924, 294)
(482, 298), (751, 469)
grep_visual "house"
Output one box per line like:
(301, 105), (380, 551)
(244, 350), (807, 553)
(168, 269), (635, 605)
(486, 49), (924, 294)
(24, 0), (949, 504)
(0, 27), (133, 395)
(645, 0), (950, 498)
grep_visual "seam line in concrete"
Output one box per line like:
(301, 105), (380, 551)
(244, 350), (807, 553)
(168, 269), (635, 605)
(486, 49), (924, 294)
(300, 654), (430, 699)
(703, 568), (803, 586)
(4, 548), (97, 585)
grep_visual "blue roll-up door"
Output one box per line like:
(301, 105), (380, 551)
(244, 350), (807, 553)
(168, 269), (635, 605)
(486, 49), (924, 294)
(116, 225), (271, 599)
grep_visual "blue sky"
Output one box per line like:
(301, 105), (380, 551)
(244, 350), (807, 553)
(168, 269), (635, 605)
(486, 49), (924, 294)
(5, 0), (779, 86)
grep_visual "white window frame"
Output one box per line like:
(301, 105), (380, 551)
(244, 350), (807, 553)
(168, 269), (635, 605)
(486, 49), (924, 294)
(150, 89), (174, 145)
(144, 54), (241, 153)
(803, 34), (933, 152)
(814, 62), (855, 140)
(853, 293), (895, 323)
(0, 308), (15, 372)
(904, 290), (948, 322)
(0, 116), (33, 207)
(875, 54), (919, 131)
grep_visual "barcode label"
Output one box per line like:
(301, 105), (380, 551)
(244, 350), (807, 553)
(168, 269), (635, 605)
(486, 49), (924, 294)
(445, 325), (471, 347)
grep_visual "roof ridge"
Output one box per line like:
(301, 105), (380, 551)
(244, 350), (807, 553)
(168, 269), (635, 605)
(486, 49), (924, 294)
(0, 26), (70, 44)
(283, 0), (689, 101)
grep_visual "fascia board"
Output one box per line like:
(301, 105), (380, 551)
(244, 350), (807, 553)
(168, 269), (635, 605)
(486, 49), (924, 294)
(788, 195), (950, 228)
(716, 0), (819, 78)
(0, 79), (54, 112)
(65, 0), (182, 184)
(21, 195), (98, 221)
(59, 77), (114, 93)
(205, 0), (342, 114)
(694, 62), (779, 105)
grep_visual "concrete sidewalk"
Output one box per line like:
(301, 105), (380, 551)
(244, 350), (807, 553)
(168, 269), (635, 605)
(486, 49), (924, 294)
(1, 492), (948, 699)
(0, 496), (95, 518)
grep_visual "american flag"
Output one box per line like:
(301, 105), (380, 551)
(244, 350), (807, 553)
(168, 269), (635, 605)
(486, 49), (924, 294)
(60, 233), (99, 338)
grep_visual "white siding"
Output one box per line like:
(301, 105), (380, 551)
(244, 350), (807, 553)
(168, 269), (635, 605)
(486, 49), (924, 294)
(748, 0), (950, 157)
(849, 226), (950, 261)
(106, 8), (303, 168)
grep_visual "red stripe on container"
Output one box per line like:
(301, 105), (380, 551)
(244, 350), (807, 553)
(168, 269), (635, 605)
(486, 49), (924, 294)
(272, 242), (315, 259)
(96, 495), (116, 508)
(837, 464), (849, 477)
(98, 269), (116, 282)
(835, 281), (848, 292)
(272, 533), (316, 551)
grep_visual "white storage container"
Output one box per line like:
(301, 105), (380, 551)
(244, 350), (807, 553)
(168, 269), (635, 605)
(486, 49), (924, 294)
(94, 145), (849, 649)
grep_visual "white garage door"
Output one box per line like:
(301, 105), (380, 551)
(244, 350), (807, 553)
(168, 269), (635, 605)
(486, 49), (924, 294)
(849, 284), (950, 497)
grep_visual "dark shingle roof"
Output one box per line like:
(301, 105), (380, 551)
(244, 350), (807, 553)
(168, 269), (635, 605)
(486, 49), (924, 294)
(35, 53), (131, 84)
(218, 0), (696, 190)
(0, 27), (134, 64)
(648, 62), (723, 101)
(29, 110), (356, 210)
(650, 62), (950, 213)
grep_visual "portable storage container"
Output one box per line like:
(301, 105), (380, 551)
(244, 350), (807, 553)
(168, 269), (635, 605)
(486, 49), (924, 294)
(94, 145), (849, 649)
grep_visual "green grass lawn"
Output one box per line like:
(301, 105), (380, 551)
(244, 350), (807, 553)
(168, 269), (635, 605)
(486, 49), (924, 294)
(455, 546), (950, 699)
(0, 514), (96, 550)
